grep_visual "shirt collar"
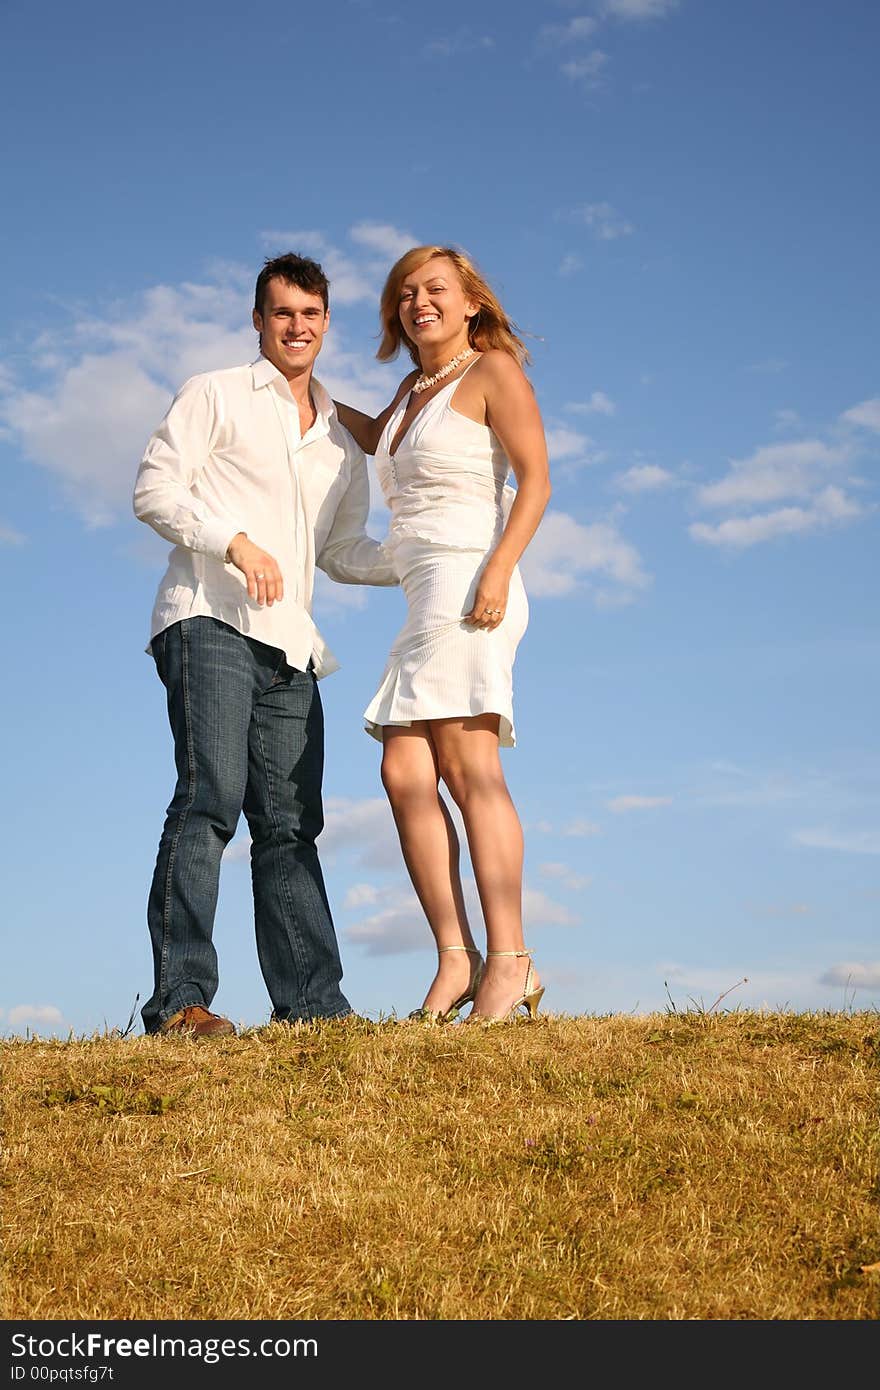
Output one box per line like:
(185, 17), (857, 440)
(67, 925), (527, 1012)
(251, 356), (280, 390)
(250, 357), (336, 427)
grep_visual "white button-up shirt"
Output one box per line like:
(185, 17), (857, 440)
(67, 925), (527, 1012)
(133, 357), (396, 678)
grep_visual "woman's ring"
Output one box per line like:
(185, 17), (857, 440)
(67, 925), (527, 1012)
(256, 572), (266, 579)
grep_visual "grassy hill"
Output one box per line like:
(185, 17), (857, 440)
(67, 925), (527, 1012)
(3, 1010), (879, 1321)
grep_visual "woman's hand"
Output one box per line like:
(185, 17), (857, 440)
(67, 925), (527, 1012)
(464, 560), (510, 629)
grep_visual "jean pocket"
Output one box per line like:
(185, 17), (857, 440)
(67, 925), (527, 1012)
(151, 630), (168, 685)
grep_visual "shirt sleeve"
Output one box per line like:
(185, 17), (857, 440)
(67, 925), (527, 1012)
(132, 375), (242, 561)
(317, 440), (398, 586)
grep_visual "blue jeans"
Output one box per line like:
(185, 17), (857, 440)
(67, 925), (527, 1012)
(141, 617), (351, 1032)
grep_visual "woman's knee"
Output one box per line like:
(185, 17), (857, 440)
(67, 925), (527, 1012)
(437, 753), (501, 808)
(381, 750), (435, 807)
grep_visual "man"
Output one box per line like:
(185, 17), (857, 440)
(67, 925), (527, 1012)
(133, 253), (396, 1037)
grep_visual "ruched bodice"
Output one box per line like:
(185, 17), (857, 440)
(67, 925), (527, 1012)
(376, 367), (516, 552)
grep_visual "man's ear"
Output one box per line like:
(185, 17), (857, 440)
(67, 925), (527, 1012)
(252, 308), (263, 333)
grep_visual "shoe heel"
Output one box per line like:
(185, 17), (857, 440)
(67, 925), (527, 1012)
(441, 953), (483, 1022)
(407, 945), (484, 1024)
(522, 986), (545, 1019)
(468, 949), (544, 1024)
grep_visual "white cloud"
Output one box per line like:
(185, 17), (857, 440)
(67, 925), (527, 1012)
(658, 964), (880, 1012)
(745, 902), (812, 919)
(567, 391), (617, 417)
(563, 819), (602, 837)
(657, 966), (754, 1011)
(793, 827), (880, 855)
(3, 354), (175, 523)
(71, 276), (255, 384)
(539, 862), (592, 891)
(522, 887), (580, 927)
(691, 763), (822, 811)
(344, 882), (381, 908)
(602, 0), (679, 18)
(691, 423), (870, 551)
(344, 872), (578, 957)
(689, 486), (863, 549)
(545, 425), (597, 467)
(222, 838), (251, 863)
(7, 1004), (64, 1029)
(820, 961), (880, 989)
(574, 202), (634, 240)
(0, 522), (26, 545)
(0, 255), (403, 525)
(312, 570), (369, 615)
(349, 222), (419, 264)
(519, 509), (651, 604)
(424, 30), (494, 58)
(320, 795), (404, 869)
(696, 440), (850, 510)
(345, 883), (426, 956)
(559, 253), (583, 277)
(540, 16), (599, 45)
(225, 795), (403, 871)
(259, 222), (415, 305)
(746, 358), (789, 374)
(773, 408), (802, 432)
(562, 50), (610, 82)
(540, 861), (575, 878)
(0, 271), (259, 523)
(841, 397), (880, 432)
(614, 464), (676, 493)
(607, 794), (672, 813)
(260, 229), (373, 306)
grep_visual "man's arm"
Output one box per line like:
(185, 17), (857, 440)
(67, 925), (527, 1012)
(317, 443), (397, 586)
(133, 375), (282, 605)
(133, 376), (241, 558)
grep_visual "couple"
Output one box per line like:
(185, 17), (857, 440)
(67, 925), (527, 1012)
(133, 245), (551, 1037)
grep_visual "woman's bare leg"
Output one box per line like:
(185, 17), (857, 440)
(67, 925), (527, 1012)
(431, 715), (541, 1018)
(381, 724), (480, 1015)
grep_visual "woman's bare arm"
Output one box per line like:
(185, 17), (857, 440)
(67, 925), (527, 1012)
(462, 351), (551, 627)
(335, 373), (417, 455)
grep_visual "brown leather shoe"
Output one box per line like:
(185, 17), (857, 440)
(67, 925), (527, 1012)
(158, 1005), (236, 1038)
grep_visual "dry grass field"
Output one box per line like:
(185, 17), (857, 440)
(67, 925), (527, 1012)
(3, 1009), (879, 1321)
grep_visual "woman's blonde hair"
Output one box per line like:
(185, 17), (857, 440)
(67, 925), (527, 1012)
(377, 245), (530, 368)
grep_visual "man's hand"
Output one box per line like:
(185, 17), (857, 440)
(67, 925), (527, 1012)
(226, 532), (284, 606)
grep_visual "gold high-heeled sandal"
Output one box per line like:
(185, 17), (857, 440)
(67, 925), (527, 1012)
(467, 949), (544, 1023)
(407, 945), (484, 1024)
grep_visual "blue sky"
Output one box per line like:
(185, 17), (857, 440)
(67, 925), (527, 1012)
(2, 0), (878, 1037)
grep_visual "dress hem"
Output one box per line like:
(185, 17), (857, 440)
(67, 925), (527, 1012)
(363, 710), (515, 749)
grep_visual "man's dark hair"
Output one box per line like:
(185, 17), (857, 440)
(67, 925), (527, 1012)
(254, 253), (330, 316)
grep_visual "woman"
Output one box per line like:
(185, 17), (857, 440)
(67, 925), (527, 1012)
(335, 245), (551, 1023)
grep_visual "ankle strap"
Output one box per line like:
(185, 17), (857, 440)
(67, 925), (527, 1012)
(438, 945), (481, 955)
(486, 950), (532, 958)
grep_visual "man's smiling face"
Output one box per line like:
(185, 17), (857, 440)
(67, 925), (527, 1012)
(253, 276), (330, 381)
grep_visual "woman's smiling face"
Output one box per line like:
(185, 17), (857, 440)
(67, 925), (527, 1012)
(398, 256), (477, 355)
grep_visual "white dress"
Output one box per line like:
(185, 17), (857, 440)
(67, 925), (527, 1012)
(363, 359), (529, 747)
